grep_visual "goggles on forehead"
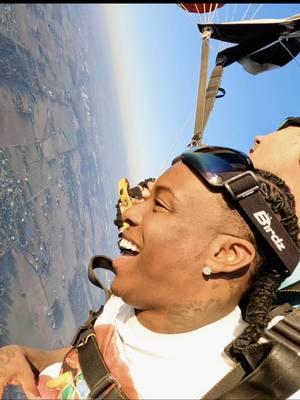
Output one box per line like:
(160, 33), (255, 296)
(172, 146), (299, 275)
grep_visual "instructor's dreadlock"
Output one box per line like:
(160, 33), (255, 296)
(230, 168), (299, 360)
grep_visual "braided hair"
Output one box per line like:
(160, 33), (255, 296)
(230, 168), (300, 359)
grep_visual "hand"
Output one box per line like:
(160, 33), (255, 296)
(0, 344), (70, 399)
(0, 345), (40, 399)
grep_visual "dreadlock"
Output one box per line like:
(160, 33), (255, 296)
(230, 168), (300, 360)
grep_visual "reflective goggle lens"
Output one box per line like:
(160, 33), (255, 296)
(173, 147), (253, 185)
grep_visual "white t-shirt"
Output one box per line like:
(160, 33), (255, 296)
(38, 295), (300, 399)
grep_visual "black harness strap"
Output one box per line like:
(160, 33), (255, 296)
(203, 341), (300, 400)
(262, 307), (300, 354)
(70, 255), (128, 399)
(217, 341), (300, 399)
(202, 363), (247, 400)
(77, 332), (128, 400)
(203, 306), (300, 399)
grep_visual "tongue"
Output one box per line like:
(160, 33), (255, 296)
(122, 250), (138, 256)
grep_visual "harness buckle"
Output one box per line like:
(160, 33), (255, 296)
(76, 332), (96, 348)
(71, 326), (95, 347)
(88, 374), (121, 400)
(71, 309), (102, 346)
(224, 171), (259, 201)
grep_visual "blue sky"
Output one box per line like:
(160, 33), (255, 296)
(100, 4), (300, 183)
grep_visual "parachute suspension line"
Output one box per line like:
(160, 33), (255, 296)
(178, 4), (199, 26)
(203, 3), (207, 23)
(210, 3), (219, 23)
(207, 3), (213, 23)
(194, 4), (205, 25)
(219, 5), (230, 51)
(212, 5), (224, 54)
(162, 105), (195, 170)
(205, 3), (219, 54)
(230, 4), (237, 21)
(192, 26), (212, 146)
(279, 37), (300, 68)
(241, 4), (252, 21)
(224, 3), (229, 26)
(193, 4), (202, 24)
(194, 3), (200, 13)
(250, 4), (263, 20)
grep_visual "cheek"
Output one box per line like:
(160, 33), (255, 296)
(142, 218), (199, 270)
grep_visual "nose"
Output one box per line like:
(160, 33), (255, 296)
(122, 201), (147, 227)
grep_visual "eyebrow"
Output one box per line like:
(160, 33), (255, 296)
(154, 184), (180, 203)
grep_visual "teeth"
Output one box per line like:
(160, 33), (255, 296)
(131, 244), (138, 252)
(119, 238), (140, 253)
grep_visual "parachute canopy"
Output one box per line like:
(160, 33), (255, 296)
(178, 6), (300, 145)
(198, 13), (300, 74)
(178, 3), (224, 14)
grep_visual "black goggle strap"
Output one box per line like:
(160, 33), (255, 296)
(222, 171), (299, 275)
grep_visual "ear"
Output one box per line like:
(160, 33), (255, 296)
(204, 234), (256, 274)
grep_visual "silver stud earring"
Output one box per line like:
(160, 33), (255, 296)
(202, 265), (213, 276)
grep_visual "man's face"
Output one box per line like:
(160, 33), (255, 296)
(249, 126), (300, 178)
(249, 125), (300, 222)
(111, 162), (242, 317)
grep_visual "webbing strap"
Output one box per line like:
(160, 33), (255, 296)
(88, 255), (114, 303)
(78, 333), (128, 400)
(216, 342), (300, 399)
(263, 307), (300, 353)
(202, 363), (247, 400)
(193, 28), (211, 145)
(204, 307), (300, 399)
(202, 64), (224, 132)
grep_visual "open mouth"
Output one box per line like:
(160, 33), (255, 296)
(118, 237), (140, 256)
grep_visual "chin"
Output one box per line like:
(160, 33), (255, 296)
(110, 282), (140, 308)
(110, 278), (121, 297)
(111, 280), (129, 302)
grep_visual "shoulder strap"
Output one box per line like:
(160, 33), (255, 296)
(77, 331), (128, 400)
(69, 256), (128, 399)
(218, 340), (300, 399)
(201, 362), (248, 400)
(262, 306), (300, 354)
(203, 306), (300, 399)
